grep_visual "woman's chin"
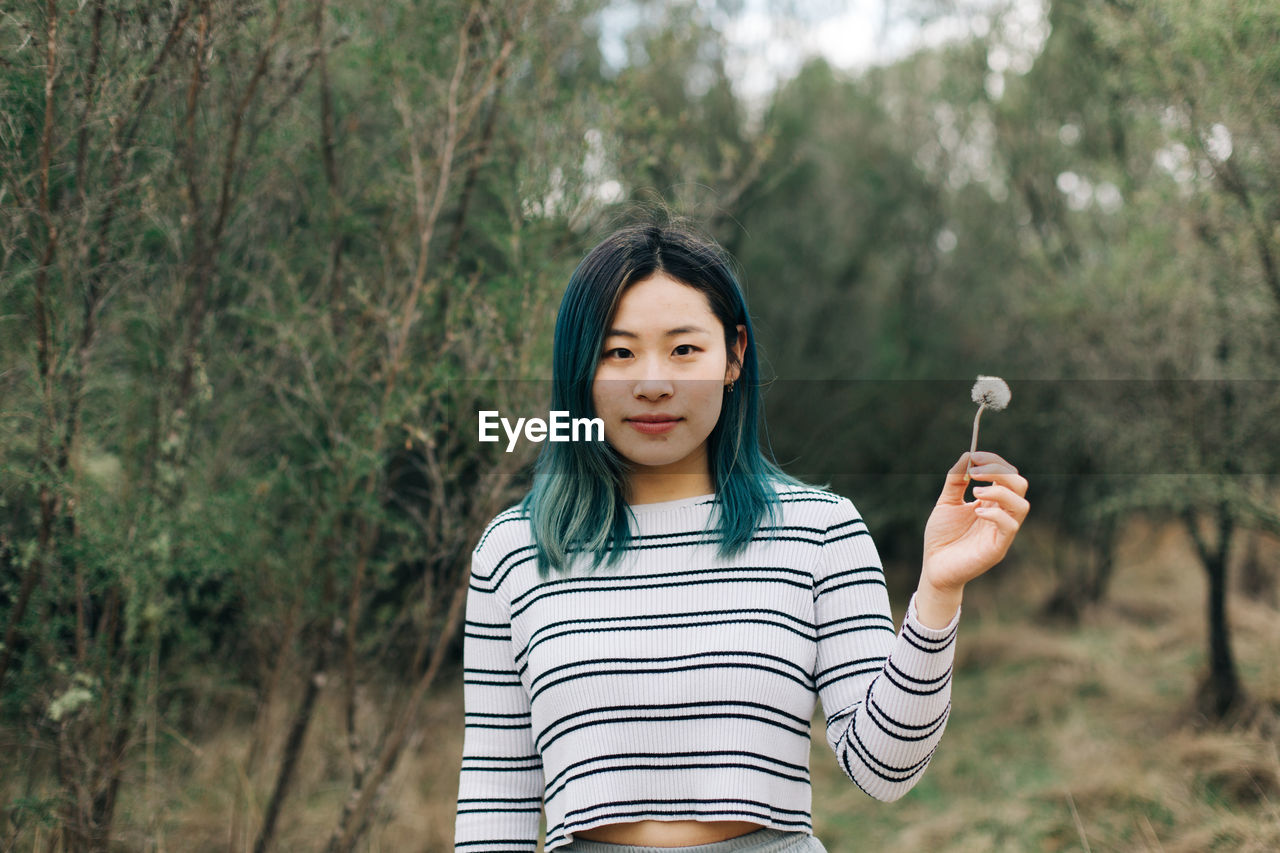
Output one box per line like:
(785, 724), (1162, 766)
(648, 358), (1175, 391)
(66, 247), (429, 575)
(618, 451), (695, 471)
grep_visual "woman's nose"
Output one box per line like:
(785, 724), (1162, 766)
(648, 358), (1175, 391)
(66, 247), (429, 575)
(633, 376), (673, 400)
(632, 359), (674, 400)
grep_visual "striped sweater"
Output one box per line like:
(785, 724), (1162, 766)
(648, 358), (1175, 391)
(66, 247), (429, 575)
(454, 485), (961, 852)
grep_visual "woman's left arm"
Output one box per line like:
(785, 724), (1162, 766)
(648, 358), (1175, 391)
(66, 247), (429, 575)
(916, 450), (1031, 628)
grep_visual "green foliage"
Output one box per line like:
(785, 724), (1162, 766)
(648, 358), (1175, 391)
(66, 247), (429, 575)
(3, 0), (1279, 846)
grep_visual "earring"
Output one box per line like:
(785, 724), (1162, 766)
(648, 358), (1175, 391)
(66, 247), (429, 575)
(726, 380), (735, 393)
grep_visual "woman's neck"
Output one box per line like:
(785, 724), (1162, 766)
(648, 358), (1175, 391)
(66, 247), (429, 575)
(624, 472), (715, 505)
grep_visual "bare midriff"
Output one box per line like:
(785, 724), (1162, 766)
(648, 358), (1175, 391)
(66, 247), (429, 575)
(573, 820), (765, 847)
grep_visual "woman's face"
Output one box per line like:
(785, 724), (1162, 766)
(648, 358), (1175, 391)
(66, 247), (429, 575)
(591, 272), (746, 487)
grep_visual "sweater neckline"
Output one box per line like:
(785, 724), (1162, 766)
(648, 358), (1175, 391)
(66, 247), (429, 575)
(626, 492), (717, 513)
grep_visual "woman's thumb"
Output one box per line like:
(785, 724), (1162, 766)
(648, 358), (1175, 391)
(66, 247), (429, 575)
(940, 452), (973, 502)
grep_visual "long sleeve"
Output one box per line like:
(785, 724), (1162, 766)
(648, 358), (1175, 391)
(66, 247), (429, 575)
(812, 496), (959, 802)
(455, 530), (545, 851)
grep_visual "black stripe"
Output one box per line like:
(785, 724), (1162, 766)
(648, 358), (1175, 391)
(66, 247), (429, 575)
(814, 565), (884, 592)
(814, 576), (888, 597)
(529, 656), (817, 705)
(867, 696), (950, 732)
(536, 703), (812, 753)
(863, 698), (949, 742)
(543, 750), (812, 804)
(846, 722), (936, 780)
(511, 567), (812, 616)
(519, 600), (813, 648)
(818, 623), (896, 643)
(879, 659), (952, 695)
(903, 618), (958, 648)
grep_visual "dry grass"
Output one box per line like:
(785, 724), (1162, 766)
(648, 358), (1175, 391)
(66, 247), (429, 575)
(5, 517), (1279, 852)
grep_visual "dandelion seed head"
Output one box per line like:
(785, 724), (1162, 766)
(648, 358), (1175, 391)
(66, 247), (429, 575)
(971, 375), (1011, 410)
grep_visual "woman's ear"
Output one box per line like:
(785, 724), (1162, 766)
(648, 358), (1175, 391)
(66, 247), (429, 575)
(726, 324), (747, 383)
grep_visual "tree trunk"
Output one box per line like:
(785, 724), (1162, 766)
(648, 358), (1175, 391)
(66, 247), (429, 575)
(1203, 550), (1241, 718)
(1085, 513), (1117, 602)
(253, 625), (331, 853)
(1183, 504), (1247, 722)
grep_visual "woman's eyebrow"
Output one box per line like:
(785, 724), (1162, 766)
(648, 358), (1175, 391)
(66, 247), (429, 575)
(604, 325), (712, 338)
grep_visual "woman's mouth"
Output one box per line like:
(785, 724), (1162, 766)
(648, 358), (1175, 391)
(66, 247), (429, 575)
(626, 416), (682, 435)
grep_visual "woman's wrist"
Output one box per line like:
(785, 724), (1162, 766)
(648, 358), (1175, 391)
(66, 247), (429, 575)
(913, 578), (964, 630)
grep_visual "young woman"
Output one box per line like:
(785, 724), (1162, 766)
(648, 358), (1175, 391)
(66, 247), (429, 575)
(454, 220), (1030, 853)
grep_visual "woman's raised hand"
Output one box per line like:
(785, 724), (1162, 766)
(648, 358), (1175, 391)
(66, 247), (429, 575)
(921, 450), (1030, 594)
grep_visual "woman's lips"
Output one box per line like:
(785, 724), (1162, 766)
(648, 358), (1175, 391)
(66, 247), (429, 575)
(627, 417), (681, 435)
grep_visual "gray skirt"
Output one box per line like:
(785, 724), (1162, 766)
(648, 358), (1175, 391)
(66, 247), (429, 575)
(557, 826), (829, 853)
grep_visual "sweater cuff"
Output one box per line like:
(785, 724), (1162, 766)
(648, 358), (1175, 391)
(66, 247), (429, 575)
(905, 590), (961, 638)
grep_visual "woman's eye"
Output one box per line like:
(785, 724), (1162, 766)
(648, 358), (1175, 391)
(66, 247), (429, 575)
(601, 343), (701, 356)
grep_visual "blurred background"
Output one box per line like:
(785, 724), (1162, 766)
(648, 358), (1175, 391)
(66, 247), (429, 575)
(2, 0), (1279, 849)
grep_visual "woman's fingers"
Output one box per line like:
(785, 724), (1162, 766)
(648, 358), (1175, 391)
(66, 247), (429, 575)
(974, 502), (1019, 545)
(967, 450), (1018, 466)
(968, 465), (1028, 497)
(968, 450), (1016, 470)
(972, 484), (1030, 520)
(963, 453), (1030, 519)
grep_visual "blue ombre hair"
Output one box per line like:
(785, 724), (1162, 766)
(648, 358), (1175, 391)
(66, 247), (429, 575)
(521, 219), (815, 579)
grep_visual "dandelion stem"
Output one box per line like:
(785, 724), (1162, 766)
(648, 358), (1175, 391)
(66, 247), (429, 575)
(964, 403), (987, 483)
